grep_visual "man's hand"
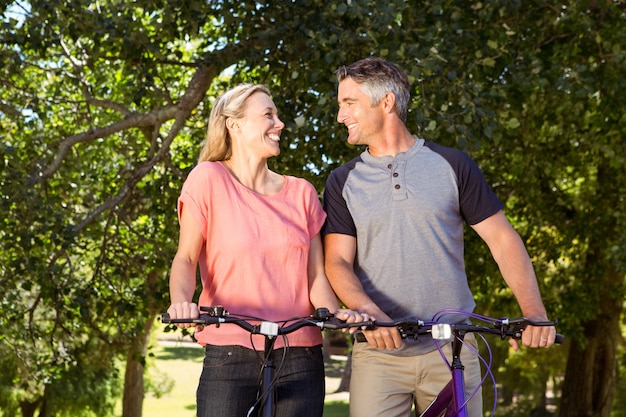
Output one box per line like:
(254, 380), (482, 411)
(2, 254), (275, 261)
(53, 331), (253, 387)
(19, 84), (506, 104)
(509, 317), (557, 350)
(358, 310), (403, 351)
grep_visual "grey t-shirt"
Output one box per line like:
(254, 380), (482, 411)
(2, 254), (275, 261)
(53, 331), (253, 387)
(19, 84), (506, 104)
(322, 138), (504, 355)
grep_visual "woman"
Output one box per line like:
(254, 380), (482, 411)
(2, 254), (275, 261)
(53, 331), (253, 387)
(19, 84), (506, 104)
(166, 83), (356, 417)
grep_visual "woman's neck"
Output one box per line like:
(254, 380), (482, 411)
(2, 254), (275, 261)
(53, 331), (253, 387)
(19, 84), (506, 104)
(222, 159), (284, 196)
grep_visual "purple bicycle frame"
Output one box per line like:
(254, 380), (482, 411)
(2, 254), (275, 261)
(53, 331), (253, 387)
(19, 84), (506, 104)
(419, 333), (469, 417)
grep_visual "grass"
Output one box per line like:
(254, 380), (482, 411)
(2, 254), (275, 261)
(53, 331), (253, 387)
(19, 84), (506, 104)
(144, 340), (350, 416)
(322, 401), (350, 417)
(143, 343), (203, 417)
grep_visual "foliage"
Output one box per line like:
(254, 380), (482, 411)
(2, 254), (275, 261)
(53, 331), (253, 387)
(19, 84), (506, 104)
(1, 0), (625, 416)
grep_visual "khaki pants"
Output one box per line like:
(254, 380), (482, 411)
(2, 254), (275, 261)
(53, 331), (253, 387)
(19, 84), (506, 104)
(349, 335), (483, 417)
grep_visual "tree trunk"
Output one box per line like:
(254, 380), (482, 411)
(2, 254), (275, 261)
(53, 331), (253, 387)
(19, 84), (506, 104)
(36, 387), (51, 417)
(323, 331), (332, 362)
(122, 271), (160, 417)
(19, 399), (39, 417)
(530, 376), (550, 417)
(559, 267), (623, 417)
(122, 339), (148, 417)
(336, 351), (352, 392)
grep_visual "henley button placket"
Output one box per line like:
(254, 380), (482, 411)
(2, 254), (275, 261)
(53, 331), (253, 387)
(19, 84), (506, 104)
(391, 160), (408, 200)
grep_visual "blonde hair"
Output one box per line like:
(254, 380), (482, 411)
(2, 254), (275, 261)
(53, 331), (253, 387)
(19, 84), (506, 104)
(198, 83), (271, 162)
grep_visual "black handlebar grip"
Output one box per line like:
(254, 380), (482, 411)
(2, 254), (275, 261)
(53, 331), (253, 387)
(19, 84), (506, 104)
(161, 313), (171, 323)
(555, 333), (564, 344)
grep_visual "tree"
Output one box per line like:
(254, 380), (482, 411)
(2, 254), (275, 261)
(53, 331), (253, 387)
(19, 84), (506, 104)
(1, 1), (624, 416)
(0, 1), (399, 415)
(465, 3), (626, 416)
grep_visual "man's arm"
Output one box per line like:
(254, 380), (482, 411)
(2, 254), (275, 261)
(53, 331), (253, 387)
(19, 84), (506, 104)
(471, 210), (556, 348)
(324, 233), (402, 350)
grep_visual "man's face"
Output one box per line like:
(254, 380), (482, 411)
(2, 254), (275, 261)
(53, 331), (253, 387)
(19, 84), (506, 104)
(336, 77), (385, 146)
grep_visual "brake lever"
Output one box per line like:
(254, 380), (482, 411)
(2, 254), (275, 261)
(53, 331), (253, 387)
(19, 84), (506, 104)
(498, 318), (527, 340)
(498, 317), (558, 340)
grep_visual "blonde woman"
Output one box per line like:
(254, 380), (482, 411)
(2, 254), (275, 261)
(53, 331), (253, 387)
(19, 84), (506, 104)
(167, 83), (357, 417)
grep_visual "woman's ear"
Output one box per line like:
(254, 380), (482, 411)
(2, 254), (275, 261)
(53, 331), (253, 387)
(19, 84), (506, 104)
(226, 117), (239, 131)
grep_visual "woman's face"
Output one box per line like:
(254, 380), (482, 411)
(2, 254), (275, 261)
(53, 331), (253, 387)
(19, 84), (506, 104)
(236, 92), (285, 158)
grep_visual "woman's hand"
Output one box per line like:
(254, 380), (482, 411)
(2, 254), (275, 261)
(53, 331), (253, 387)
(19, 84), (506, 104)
(166, 301), (204, 331)
(332, 309), (374, 334)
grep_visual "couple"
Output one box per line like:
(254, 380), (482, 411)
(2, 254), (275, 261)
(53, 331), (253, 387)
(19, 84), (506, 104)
(166, 57), (556, 417)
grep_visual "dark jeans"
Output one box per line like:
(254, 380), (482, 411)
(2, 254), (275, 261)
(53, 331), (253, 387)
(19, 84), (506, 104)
(196, 344), (325, 417)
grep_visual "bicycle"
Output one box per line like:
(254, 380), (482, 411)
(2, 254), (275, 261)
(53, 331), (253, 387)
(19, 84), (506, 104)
(161, 306), (562, 417)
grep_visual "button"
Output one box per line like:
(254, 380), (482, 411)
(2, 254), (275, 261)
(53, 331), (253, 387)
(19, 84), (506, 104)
(393, 172), (399, 177)
(387, 164), (393, 169)
(394, 184), (401, 189)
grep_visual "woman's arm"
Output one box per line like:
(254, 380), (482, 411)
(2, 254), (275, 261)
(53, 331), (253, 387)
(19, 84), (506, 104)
(307, 233), (364, 327)
(307, 233), (341, 311)
(167, 206), (204, 328)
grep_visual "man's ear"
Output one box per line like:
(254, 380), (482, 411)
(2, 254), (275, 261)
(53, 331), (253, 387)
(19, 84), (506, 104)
(381, 92), (396, 114)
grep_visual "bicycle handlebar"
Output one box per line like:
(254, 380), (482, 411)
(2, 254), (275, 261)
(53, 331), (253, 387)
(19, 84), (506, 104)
(161, 306), (563, 344)
(335, 316), (563, 344)
(161, 306), (343, 337)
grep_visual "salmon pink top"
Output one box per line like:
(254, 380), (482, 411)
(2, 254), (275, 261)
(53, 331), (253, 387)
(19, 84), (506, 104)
(177, 161), (326, 349)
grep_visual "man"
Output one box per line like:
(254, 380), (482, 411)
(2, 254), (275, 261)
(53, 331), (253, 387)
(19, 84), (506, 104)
(322, 57), (556, 417)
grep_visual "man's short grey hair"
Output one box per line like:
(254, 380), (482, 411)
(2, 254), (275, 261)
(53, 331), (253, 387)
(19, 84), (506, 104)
(336, 57), (410, 122)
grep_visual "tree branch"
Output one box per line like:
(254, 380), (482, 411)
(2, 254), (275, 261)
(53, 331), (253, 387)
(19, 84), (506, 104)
(30, 40), (252, 186)
(71, 65), (215, 233)
(29, 106), (177, 186)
